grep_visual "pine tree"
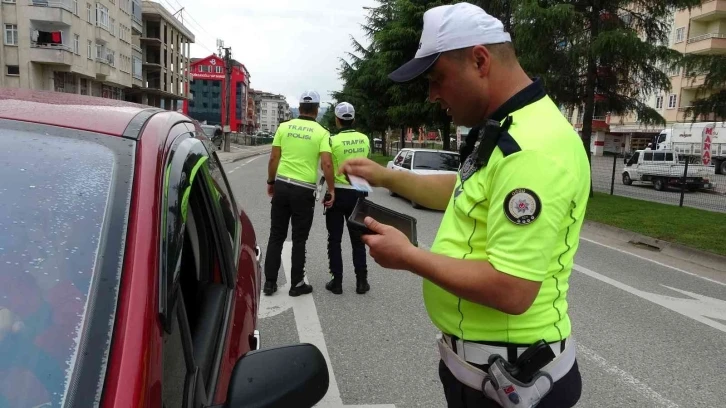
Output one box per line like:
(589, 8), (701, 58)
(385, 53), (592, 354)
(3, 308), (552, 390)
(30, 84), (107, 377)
(514, 0), (702, 190)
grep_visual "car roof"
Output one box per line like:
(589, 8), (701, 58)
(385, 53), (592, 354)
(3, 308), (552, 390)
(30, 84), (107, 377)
(400, 148), (459, 154)
(0, 88), (163, 137)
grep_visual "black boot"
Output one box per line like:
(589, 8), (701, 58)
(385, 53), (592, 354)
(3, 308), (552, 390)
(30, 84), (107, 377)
(355, 272), (370, 294)
(326, 275), (343, 295)
(263, 281), (277, 296)
(288, 282), (313, 297)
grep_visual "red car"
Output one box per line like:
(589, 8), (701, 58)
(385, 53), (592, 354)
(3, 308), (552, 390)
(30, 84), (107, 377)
(0, 89), (328, 408)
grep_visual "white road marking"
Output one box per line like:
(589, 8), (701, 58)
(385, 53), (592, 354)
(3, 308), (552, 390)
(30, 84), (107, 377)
(580, 236), (726, 287)
(258, 241), (396, 408)
(226, 155), (264, 174)
(574, 264), (726, 334)
(576, 344), (680, 408)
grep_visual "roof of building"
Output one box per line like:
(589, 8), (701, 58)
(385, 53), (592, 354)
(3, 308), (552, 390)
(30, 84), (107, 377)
(142, 1), (195, 42)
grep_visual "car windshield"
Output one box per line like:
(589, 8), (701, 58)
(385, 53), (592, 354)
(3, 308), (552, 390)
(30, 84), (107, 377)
(413, 151), (460, 171)
(0, 120), (133, 407)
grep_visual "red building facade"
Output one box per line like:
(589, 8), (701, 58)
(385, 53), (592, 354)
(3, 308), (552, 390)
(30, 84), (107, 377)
(183, 54), (251, 132)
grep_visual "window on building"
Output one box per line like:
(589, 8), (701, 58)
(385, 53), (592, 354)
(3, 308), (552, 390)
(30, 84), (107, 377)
(87, 3), (92, 23)
(675, 27), (685, 43)
(4, 25), (18, 46)
(668, 94), (677, 109)
(96, 3), (109, 29)
(72, 0), (78, 14)
(656, 96), (663, 109)
(87, 40), (92, 59)
(73, 34), (79, 54)
(6, 65), (19, 76)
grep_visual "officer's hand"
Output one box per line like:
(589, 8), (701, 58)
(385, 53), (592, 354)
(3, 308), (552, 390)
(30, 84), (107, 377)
(323, 191), (335, 207)
(267, 184), (274, 198)
(361, 216), (414, 270)
(338, 158), (388, 187)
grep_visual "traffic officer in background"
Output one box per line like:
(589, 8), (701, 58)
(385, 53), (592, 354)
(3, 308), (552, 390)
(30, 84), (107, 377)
(338, 3), (588, 407)
(324, 102), (371, 295)
(264, 90), (336, 297)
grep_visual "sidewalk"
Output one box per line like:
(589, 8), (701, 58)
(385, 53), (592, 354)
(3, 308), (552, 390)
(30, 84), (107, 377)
(216, 143), (272, 163)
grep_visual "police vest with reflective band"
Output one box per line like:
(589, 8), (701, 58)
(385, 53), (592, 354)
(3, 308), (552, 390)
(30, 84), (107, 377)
(330, 129), (370, 188)
(272, 117), (331, 185)
(424, 84), (591, 345)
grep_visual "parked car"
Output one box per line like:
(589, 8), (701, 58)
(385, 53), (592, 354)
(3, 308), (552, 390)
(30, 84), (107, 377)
(386, 148), (460, 208)
(0, 89), (328, 408)
(197, 123), (224, 149)
(622, 148), (714, 191)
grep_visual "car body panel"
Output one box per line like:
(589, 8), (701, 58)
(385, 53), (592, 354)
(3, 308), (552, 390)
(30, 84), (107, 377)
(0, 88), (262, 408)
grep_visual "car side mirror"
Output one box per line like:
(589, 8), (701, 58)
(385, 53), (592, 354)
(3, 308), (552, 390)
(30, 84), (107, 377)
(223, 343), (329, 408)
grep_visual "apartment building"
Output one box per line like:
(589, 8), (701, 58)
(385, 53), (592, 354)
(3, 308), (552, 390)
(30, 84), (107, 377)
(569, 1), (726, 155)
(183, 55), (250, 132)
(124, 0), (193, 110)
(252, 90), (291, 133)
(0, 0), (141, 98)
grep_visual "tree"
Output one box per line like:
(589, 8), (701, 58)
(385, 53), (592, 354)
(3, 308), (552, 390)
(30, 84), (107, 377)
(682, 53), (726, 122)
(515, 0), (701, 196)
(320, 102), (337, 131)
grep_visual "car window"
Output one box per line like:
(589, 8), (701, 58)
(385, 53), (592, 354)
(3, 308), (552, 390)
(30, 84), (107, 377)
(644, 152), (653, 161)
(393, 151), (406, 166)
(401, 151), (412, 169)
(0, 121), (133, 407)
(412, 151), (460, 171)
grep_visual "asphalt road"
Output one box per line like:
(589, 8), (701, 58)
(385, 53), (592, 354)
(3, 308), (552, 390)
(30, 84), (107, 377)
(224, 153), (726, 408)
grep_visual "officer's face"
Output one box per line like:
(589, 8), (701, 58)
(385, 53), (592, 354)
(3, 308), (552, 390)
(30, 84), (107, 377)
(426, 47), (492, 127)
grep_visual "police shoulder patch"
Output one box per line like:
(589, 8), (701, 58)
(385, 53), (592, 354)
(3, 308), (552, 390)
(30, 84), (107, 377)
(503, 188), (541, 225)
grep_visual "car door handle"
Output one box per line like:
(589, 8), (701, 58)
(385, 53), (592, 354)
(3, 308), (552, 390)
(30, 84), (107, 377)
(255, 245), (261, 262)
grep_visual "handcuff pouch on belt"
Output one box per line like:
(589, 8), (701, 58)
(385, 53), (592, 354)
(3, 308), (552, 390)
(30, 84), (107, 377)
(459, 116), (513, 183)
(482, 340), (557, 408)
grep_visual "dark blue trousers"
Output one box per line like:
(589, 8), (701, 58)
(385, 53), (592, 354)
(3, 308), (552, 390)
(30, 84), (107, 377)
(325, 188), (367, 279)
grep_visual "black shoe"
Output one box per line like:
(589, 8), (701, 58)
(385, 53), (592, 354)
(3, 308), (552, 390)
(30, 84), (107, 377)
(356, 277), (370, 294)
(326, 278), (343, 295)
(289, 282), (313, 297)
(263, 281), (277, 296)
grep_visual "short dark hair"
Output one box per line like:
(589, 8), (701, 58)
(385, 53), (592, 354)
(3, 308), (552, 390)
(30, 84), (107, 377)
(338, 118), (354, 127)
(447, 42), (516, 62)
(299, 102), (319, 115)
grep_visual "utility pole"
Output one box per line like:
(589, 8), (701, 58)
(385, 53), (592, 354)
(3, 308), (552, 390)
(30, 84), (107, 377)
(221, 43), (232, 152)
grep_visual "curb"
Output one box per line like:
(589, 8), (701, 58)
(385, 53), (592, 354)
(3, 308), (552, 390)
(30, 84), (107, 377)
(583, 220), (726, 273)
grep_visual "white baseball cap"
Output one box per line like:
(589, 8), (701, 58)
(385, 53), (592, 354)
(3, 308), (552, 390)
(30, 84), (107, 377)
(334, 102), (355, 120)
(299, 90), (321, 104)
(389, 2), (511, 83)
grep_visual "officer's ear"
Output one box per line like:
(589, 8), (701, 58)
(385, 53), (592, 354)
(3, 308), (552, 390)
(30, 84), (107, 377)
(471, 45), (492, 77)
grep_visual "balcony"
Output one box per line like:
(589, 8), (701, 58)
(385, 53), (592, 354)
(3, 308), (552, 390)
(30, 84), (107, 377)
(28, 0), (74, 25)
(575, 114), (610, 131)
(95, 25), (113, 44)
(95, 58), (112, 77)
(686, 32), (726, 54)
(29, 43), (73, 65)
(690, 0), (726, 22)
(682, 73), (707, 89)
(132, 44), (142, 53)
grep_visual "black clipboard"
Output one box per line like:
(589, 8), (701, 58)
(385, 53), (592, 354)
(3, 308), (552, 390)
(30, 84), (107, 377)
(347, 198), (418, 247)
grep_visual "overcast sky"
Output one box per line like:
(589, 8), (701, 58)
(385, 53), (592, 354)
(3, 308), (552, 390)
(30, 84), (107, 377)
(152, 0), (378, 107)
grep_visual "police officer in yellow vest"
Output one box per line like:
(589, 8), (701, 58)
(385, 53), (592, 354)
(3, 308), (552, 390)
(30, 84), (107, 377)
(324, 102), (371, 295)
(264, 90), (335, 297)
(339, 3), (588, 407)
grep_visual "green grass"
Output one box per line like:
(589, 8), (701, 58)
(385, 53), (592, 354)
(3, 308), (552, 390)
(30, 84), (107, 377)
(585, 192), (725, 256)
(371, 153), (394, 166)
